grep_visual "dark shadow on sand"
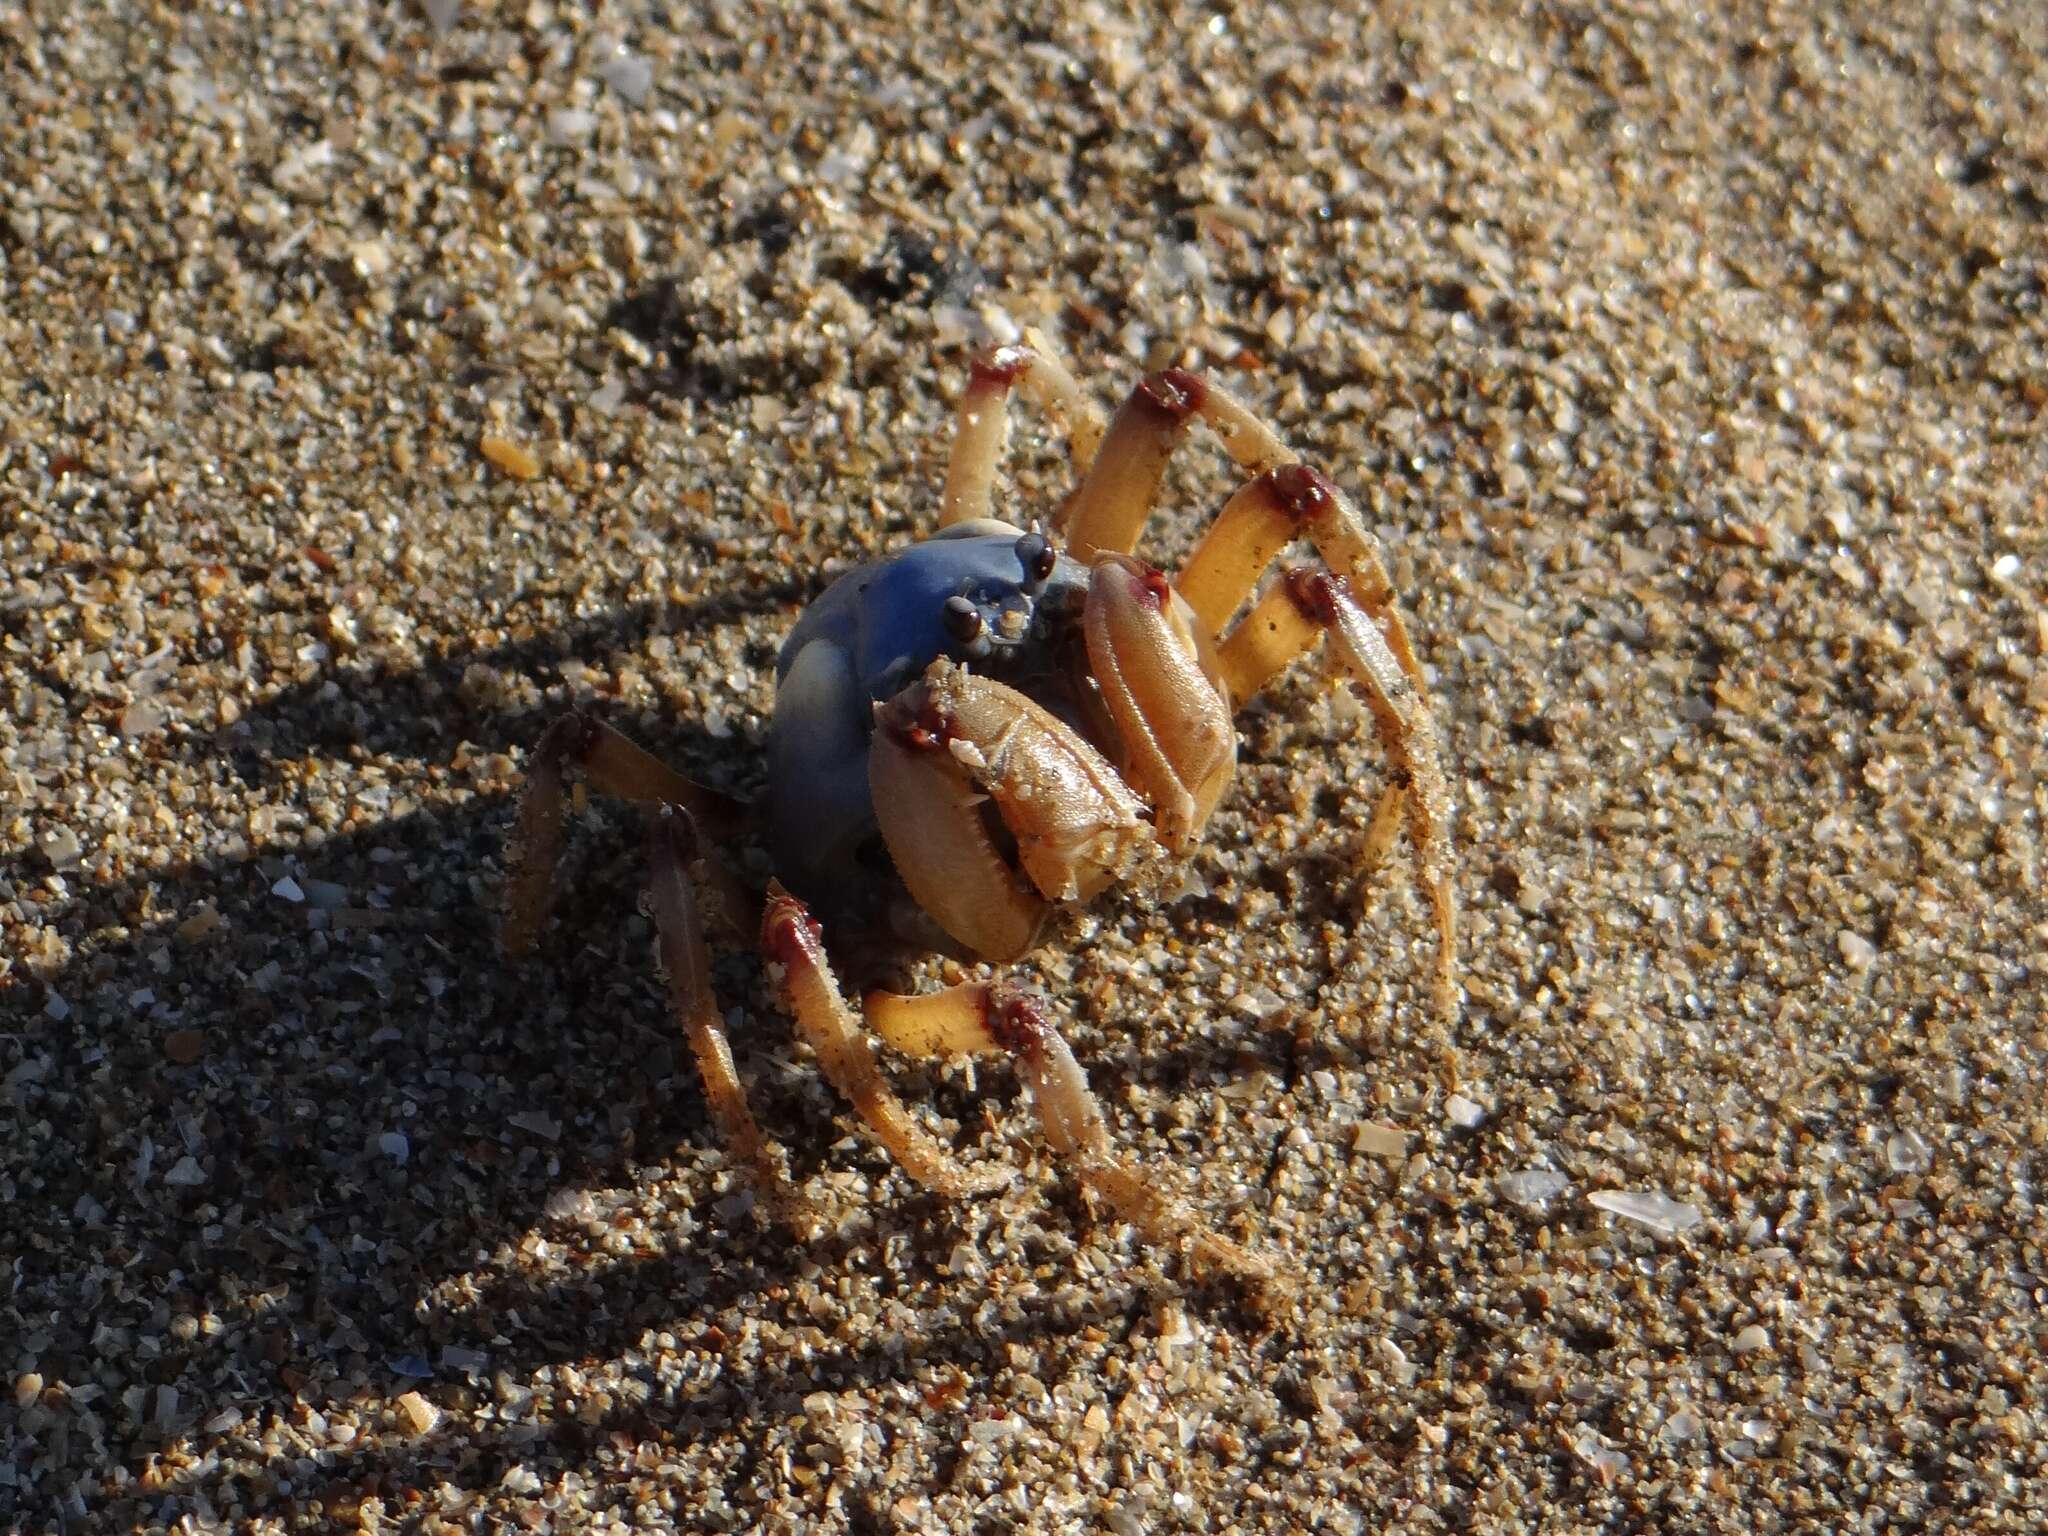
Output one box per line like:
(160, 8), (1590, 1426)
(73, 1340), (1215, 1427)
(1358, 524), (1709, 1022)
(4, 583), (1340, 1529)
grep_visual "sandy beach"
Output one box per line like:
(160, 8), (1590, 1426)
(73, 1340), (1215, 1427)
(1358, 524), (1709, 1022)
(3, 1), (2044, 1530)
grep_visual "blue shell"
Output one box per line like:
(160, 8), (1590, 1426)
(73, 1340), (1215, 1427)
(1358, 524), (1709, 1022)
(767, 519), (1090, 917)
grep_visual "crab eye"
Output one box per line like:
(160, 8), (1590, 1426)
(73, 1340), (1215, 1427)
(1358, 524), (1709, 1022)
(1014, 532), (1058, 584)
(942, 594), (985, 644)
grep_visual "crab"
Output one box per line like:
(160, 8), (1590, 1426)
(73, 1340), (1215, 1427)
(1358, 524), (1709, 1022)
(501, 333), (1457, 1284)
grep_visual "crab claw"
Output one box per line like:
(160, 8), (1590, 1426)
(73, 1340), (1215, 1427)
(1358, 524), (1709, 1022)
(869, 660), (1152, 961)
(1081, 555), (1235, 851)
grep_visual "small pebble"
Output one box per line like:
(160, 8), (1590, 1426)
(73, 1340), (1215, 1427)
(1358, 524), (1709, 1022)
(36, 825), (83, 870)
(1589, 1190), (1703, 1236)
(1351, 1121), (1411, 1160)
(163, 1029), (207, 1065)
(396, 1391), (440, 1436)
(1498, 1170), (1571, 1208)
(480, 435), (542, 481)
(1885, 1130), (1932, 1174)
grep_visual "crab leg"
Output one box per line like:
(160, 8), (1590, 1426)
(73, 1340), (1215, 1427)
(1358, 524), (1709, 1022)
(1057, 375), (1431, 689)
(1211, 570), (1324, 707)
(1180, 462), (1431, 691)
(938, 332), (1105, 528)
(502, 717), (574, 957)
(503, 710), (750, 956)
(1061, 370), (1294, 564)
(1219, 569), (1459, 1016)
(649, 813), (811, 1229)
(761, 883), (1008, 1198)
(864, 982), (1273, 1287)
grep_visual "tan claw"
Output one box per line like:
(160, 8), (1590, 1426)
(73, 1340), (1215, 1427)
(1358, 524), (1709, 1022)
(1082, 555), (1235, 851)
(870, 660), (1153, 960)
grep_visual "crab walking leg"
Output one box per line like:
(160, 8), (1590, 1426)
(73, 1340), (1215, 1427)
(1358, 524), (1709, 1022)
(556, 710), (746, 825)
(1179, 463), (1431, 696)
(502, 710), (752, 956)
(938, 336), (1106, 528)
(864, 983), (1274, 1285)
(1017, 327), (1104, 469)
(1061, 372), (1199, 564)
(1353, 780), (1413, 888)
(1290, 473), (1433, 696)
(1313, 573), (1455, 959)
(648, 814), (812, 1230)
(502, 715), (574, 957)
(1212, 570), (1324, 707)
(761, 883), (1007, 1197)
(1231, 570), (1457, 1016)
(1062, 369), (1296, 564)
(1175, 467), (1315, 639)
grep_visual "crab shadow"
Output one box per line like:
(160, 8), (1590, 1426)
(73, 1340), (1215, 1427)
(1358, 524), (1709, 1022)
(3, 593), (1321, 1527)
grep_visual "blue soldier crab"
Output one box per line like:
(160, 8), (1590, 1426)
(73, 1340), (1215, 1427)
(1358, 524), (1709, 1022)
(502, 336), (1457, 1282)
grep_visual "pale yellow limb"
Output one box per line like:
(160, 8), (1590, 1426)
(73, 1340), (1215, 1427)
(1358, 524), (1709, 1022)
(1313, 575), (1459, 1018)
(1062, 368), (1293, 564)
(1214, 566), (1458, 1016)
(1212, 572), (1323, 706)
(865, 982), (1277, 1290)
(761, 883), (1007, 1197)
(650, 814), (812, 1232)
(938, 336), (1106, 528)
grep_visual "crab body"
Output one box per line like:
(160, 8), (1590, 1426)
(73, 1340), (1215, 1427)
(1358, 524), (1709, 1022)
(770, 512), (1239, 960)
(774, 520), (1093, 703)
(769, 519), (1095, 933)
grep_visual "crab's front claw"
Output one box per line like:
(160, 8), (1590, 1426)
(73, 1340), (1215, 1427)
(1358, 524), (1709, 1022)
(869, 660), (1153, 960)
(1081, 555), (1236, 851)
(867, 684), (1051, 964)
